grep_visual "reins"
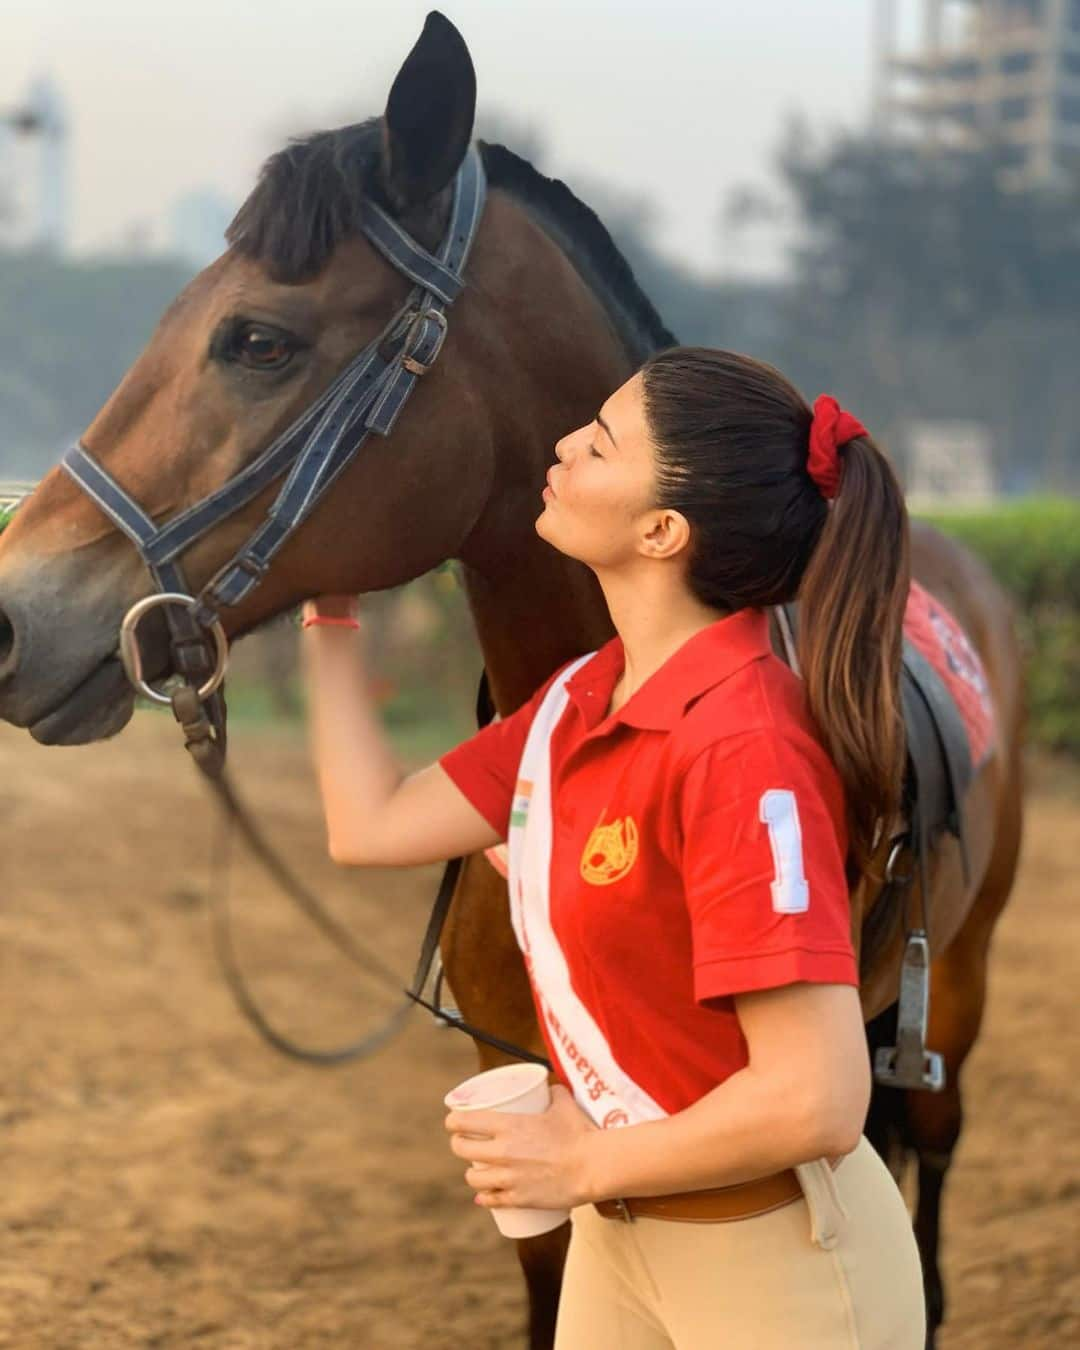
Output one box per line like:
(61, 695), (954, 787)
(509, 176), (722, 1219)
(51, 146), (554, 1067)
(188, 668), (552, 1068)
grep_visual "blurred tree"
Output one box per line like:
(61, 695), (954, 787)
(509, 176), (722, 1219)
(563, 169), (787, 357)
(733, 122), (1080, 488)
(789, 130), (1080, 325)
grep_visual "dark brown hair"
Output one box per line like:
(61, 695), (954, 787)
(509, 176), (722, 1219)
(641, 347), (910, 870)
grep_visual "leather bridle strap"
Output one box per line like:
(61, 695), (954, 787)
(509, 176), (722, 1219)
(197, 665), (551, 1067)
(48, 149), (509, 1067)
(59, 146), (486, 638)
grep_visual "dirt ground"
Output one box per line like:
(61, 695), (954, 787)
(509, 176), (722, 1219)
(0, 712), (1077, 1349)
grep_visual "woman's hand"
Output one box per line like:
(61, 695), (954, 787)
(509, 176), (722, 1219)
(301, 594), (361, 624)
(445, 1084), (601, 1212)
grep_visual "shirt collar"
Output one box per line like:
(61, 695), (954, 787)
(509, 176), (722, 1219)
(565, 607), (774, 732)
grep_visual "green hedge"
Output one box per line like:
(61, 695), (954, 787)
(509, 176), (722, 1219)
(916, 498), (1080, 754)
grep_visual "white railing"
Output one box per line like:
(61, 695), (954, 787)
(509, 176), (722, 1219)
(0, 481), (38, 512)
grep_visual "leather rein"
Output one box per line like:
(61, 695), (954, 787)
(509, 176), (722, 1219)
(55, 145), (548, 1067)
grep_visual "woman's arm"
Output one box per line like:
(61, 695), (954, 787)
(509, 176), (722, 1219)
(302, 617), (502, 867)
(446, 981), (870, 1212)
(582, 982), (870, 1200)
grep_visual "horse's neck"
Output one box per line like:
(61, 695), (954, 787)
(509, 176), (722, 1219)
(456, 349), (629, 714)
(459, 539), (613, 715)
(450, 190), (657, 716)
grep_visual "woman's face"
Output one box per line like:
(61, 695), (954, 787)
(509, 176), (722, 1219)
(535, 372), (690, 571)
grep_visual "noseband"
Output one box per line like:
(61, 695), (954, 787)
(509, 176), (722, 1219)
(60, 146), (487, 760)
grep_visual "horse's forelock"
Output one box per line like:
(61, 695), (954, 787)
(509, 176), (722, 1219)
(226, 120), (383, 284)
(224, 123), (674, 365)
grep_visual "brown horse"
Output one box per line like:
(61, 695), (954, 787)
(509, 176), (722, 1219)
(0, 14), (1023, 1348)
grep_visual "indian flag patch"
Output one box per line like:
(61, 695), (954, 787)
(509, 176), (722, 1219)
(510, 778), (533, 829)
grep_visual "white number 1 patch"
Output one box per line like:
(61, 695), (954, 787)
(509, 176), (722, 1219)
(759, 790), (810, 914)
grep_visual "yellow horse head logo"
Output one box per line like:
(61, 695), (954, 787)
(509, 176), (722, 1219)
(580, 813), (639, 886)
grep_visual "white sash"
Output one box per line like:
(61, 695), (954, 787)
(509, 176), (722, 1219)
(507, 655), (669, 1129)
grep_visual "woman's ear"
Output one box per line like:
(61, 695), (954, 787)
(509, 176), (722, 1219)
(380, 11), (477, 213)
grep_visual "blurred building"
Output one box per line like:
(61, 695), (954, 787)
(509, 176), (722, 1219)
(0, 75), (70, 253)
(875, 1), (1080, 184)
(905, 419), (998, 506)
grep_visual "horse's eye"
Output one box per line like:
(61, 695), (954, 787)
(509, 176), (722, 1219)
(232, 323), (296, 370)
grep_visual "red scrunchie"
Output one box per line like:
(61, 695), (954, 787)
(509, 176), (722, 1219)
(807, 395), (868, 500)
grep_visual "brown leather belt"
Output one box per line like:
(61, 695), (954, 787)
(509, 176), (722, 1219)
(594, 1167), (803, 1224)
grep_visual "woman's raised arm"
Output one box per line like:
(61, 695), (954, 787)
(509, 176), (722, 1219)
(331, 759), (503, 867)
(302, 616), (502, 869)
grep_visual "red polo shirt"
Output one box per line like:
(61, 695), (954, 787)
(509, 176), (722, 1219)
(438, 606), (858, 1115)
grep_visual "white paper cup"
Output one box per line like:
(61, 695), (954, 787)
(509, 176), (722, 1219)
(444, 1063), (571, 1239)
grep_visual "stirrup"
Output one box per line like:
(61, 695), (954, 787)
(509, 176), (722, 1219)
(873, 930), (946, 1092)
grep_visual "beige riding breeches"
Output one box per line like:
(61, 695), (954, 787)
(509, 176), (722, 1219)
(554, 1135), (925, 1349)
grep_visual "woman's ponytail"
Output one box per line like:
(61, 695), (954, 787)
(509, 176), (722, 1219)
(796, 435), (910, 871)
(641, 349), (910, 868)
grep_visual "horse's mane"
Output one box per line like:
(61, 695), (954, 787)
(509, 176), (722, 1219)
(226, 120), (676, 366)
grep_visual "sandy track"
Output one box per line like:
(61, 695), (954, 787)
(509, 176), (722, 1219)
(0, 714), (1076, 1348)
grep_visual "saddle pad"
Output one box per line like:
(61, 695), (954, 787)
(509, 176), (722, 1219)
(903, 581), (995, 770)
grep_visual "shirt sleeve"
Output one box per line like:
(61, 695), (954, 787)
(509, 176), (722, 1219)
(677, 730), (858, 1004)
(437, 662), (571, 840)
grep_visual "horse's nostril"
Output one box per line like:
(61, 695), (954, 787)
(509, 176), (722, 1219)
(0, 606), (15, 672)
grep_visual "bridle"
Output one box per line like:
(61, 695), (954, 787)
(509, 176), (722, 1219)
(60, 145), (486, 772)
(52, 145), (547, 1067)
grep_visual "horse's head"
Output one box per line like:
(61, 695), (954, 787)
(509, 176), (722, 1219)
(0, 13), (550, 746)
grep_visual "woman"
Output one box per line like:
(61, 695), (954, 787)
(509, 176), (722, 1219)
(301, 348), (925, 1347)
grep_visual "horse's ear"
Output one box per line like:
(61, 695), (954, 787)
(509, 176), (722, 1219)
(380, 12), (476, 212)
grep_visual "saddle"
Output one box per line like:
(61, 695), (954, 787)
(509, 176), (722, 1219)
(898, 637), (975, 886)
(776, 602), (975, 896)
(777, 600), (978, 1093)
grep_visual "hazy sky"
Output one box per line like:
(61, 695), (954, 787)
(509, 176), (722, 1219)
(4, 0), (876, 277)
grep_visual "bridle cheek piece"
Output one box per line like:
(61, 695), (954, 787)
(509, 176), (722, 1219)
(59, 147), (487, 761)
(44, 147), (518, 1068)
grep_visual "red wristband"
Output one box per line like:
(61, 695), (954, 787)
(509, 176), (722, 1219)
(301, 615), (362, 631)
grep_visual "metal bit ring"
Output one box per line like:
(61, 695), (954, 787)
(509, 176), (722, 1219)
(119, 592), (229, 705)
(884, 837), (914, 885)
